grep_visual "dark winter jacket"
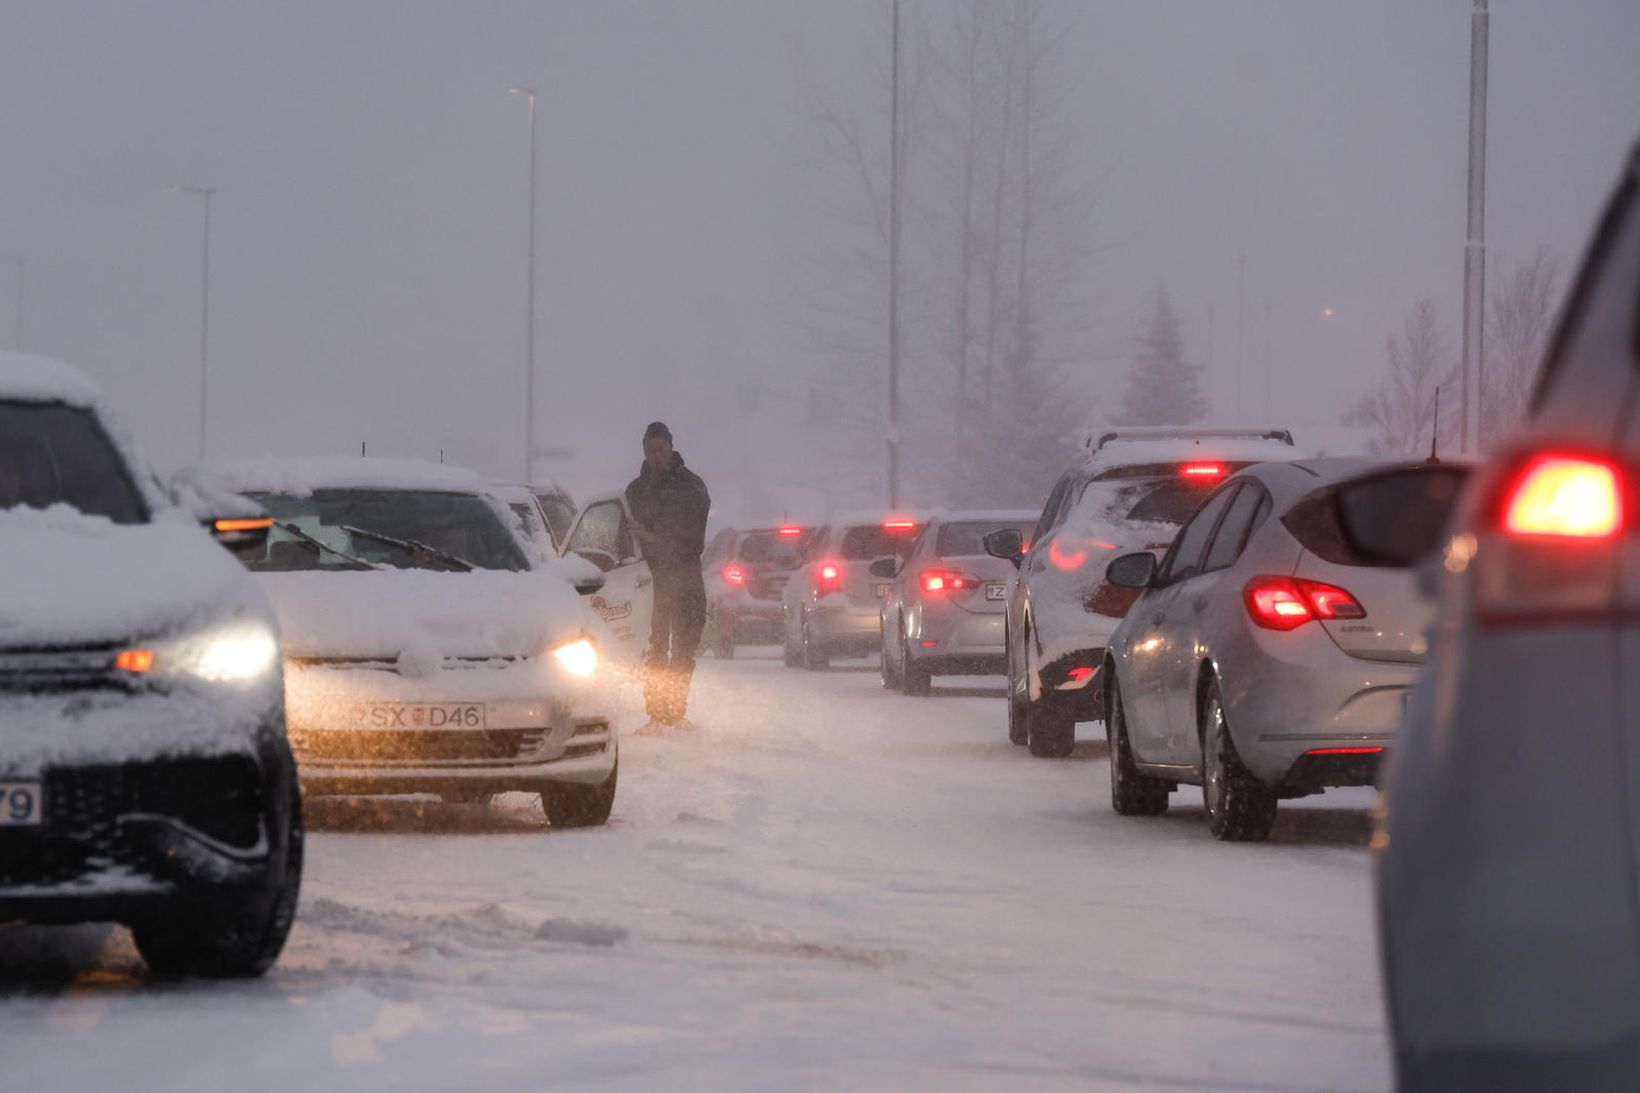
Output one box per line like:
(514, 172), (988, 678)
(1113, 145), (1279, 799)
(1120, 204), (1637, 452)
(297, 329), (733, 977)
(625, 451), (711, 572)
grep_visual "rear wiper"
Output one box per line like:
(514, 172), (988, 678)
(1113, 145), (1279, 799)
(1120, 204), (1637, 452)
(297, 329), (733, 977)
(274, 522), (377, 571)
(340, 524), (473, 572)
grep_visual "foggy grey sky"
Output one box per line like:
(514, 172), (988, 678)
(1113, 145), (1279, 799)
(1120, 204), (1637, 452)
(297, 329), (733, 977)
(2, 1), (1637, 519)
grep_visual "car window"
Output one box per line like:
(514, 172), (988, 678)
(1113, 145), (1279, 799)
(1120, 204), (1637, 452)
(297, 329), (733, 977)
(936, 520), (1034, 557)
(1121, 477), (1235, 527)
(1203, 483), (1269, 573)
(1157, 484), (1238, 584)
(534, 490), (577, 544)
(0, 402), (149, 525)
(1286, 466), (1470, 568)
(566, 500), (635, 564)
(1031, 474), (1077, 543)
(737, 531), (803, 569)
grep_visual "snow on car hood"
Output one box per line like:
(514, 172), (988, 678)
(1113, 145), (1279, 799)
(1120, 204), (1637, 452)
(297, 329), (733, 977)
(257, 568), (608, 663)
(0, 505), (263, 649)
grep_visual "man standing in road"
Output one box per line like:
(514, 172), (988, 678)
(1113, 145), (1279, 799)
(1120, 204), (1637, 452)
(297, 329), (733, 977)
(626, 421), (711, 735)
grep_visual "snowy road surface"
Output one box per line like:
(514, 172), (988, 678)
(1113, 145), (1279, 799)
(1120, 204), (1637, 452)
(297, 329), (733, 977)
(1, 651), (1390, 1091)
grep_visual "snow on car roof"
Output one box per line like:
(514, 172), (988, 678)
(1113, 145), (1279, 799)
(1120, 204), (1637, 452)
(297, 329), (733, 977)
(1079, 431), (1305, 474)
(826, 508), (934, 530)
(201, 457), (497, 497)
(0, 351), (106, 407)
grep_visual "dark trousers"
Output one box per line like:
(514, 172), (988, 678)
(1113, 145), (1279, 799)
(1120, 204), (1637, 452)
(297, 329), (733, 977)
(645, 565), (706, 722)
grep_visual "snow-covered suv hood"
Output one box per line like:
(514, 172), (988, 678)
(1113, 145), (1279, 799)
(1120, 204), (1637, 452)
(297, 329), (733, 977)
(257, 568), (606, 663)
(0, 505), (263, 649)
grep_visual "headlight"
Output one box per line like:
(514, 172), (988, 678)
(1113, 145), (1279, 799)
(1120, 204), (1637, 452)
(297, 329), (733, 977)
(552, 638), (598, 677)
(116, 619), (280, 686)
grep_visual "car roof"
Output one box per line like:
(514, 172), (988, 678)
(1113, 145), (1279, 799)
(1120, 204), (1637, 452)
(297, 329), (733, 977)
(202, 456), (497, 497)
(1077, 428), (1300, 475)
(0, 351), (105, 408)
(920, 508), (1041, 526)
(1236, 456), (1468, 509)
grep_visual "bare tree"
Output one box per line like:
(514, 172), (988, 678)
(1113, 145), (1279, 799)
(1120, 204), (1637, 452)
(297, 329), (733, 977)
(1344, 298), (1457, 457)
(1481, 247), (1558, 449)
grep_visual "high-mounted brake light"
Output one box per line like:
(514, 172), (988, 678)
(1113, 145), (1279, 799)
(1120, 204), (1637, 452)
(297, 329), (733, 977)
(1244, 576), (1365, 631)
(721, 564), (746, 586)
(777, 525), (804, 539)
(115, 649), (155, 673)
(883, 519), (918, 531)
(1180, 462), (1226, 478)
(213, 517), (274, 534)
(1501, 454), (1623, 539)
(919, 569), (978, 594)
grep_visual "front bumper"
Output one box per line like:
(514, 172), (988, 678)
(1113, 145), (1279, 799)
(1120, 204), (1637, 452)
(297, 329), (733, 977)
(906, 603), (1008, 675)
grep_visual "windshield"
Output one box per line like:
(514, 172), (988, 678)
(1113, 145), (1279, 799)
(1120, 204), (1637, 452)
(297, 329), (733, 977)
(242, 489), (529, 572)
(0, 402), (148, 524)
(838, 524), (920, 560)
(935, 520), (1033, 557)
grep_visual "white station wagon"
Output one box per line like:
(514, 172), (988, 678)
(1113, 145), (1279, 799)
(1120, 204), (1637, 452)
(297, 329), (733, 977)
(196, 458), (619, 827)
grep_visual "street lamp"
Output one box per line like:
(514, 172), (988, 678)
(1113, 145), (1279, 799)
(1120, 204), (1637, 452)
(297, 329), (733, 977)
(173, 186), (217, 462)
(509, 86), (539, 485)
(0, 253), (23, 352)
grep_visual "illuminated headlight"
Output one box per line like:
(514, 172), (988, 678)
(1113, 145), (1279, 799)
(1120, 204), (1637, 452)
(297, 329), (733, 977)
(552, 638), (598, 678)
(191, 625), (280, 683)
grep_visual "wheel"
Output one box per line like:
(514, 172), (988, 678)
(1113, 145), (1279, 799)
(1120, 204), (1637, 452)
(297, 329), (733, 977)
(712, 627), (735, 659)
(1026, 698), (1075, 758)
(1005, 627), (1028, 745)
(441, 788), (492, 805)
(1201, 681), (1277, 841)
(878, 619), (901, 689)
(782, 610), (800, 667)
(1106, 673), (1170, 815)
(541, 760), (618, 829)
(900, 634), (931, 696)
(800, 619), (830, 671)
(133, 777), (303, 978)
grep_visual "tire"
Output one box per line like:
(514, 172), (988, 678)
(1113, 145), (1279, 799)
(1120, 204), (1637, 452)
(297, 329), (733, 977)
(782, 611), (800, 668)
(900, 634), (931, 696)
(1005, 628), (1028, 745)
(1201, 681), (1277, 841)
(134, 778), (304, 979)
(800, 621), (830, 671)
(1026, 697), (1075, 758)
(878, 621), (901, 690)
(541, 760), (618, 829)
(1106, 674), (1170, 816)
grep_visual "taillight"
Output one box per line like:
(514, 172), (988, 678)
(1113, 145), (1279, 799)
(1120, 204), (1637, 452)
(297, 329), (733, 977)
(816, 562), (842, 596)
(883, 518), (918, 532)
(1473, 450), (1631, 622)
(920, 569), (979, 594)
(722, 564), (746, 586)
(1243, 576), (1366, 631)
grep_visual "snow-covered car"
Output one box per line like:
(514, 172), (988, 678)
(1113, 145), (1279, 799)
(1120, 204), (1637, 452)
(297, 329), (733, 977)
(701, 523), (811, 657)
(986, 427), (1297, 757)
(0, 353), (302, 978)
(1100, 458), (1468, 840)
(1378, 147), (1640, 1088)
(533, 483), (578, 552)
(493, 482), (559, 559)
(200, 458), (619, 827)
(876, 509), (1039, 695)
(780, 513), (925, 669)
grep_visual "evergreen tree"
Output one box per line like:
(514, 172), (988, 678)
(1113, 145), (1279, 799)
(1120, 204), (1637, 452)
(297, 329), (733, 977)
(1112, 288), (1208, 426)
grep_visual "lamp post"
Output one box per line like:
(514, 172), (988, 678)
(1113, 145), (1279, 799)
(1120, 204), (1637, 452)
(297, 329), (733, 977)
(1459, 0), (1489, 454)
(886, 0), (902, 509)
(0, 253), (22, 351)
(174, 186), (216, 462)
(509, 86), (539, 485)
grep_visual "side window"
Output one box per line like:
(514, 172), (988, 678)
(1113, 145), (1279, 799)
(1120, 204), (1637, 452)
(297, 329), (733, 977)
(1031, 473), (1077, 544)
(1203, 484), (1269, 574)
(565, 500), (634, 564)
(704, 529), (734, 565)
(1158, 484), (1238, 584)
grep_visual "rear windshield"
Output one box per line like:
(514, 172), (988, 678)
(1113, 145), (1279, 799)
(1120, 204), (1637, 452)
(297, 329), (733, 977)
(0, 401), (148, 524)
(1283, 467), (1470, 568)
(936, 520), (1033, 557)
(737, 531), (803, 569)
(838, 524), (920, 560)
(1118, 478), (1231, 526)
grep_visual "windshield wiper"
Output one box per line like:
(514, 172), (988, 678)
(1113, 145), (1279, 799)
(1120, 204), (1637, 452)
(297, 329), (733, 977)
(274, 522), (377, 570)
(340, 524), (473, 572)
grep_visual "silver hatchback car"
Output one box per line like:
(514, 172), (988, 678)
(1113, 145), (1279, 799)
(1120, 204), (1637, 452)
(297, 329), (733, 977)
(877, 510), (1038, 695)
(1101, 458), (1468, 840)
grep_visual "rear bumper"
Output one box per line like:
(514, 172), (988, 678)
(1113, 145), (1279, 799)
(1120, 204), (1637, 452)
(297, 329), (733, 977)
(0, 725), (297, 925)
(712, 600), (785, 644)
(808, 601), (882, 653)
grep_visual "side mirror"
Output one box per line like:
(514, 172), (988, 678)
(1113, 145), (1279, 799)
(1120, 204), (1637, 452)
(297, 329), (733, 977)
(983, 528), (1025, 569)
(1105, 551), (1157, 590)
(574, 548), (620, 574)
(867, 556), (899, 579)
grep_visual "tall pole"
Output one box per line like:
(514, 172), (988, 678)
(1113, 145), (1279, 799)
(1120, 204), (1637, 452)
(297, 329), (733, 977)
(0, 253), (22, 351)
(886, 0), (902, 509)
(511, 87), (539, 485)
(1460, 0), (1489, 455)
(177, 186), (216, 462)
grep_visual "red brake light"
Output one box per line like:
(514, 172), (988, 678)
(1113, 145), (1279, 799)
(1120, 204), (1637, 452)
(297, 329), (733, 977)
(1244, 576), (1365, 631)
(777, 525), (804, 539)
(816, 562), (842, 595)
(721, 564), (746, 586)
(883, 518), (918, 531)
(1181, 462), (1226, 479)
(1065, 666), (1095, 684)
(1305, 746), (1385, 757)
(919, 569), (978, 594)
(115, 648), (155, 673)
(1501, 454), (1622, 539)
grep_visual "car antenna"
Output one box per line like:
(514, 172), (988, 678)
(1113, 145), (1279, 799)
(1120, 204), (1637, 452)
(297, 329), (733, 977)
(1426, 388), (1442, 464)
(361, 440), (367, 457)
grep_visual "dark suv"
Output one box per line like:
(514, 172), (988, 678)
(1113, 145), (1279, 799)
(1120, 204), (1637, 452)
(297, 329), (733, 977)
(0, 354), (301, 978)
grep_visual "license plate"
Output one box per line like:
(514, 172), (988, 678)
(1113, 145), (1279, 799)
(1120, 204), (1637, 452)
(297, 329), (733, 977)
(874, 583), (893, 599)
(0, 782), (44, 827)
(349, 703), (486, 730)
(986, 583), (1006, 601)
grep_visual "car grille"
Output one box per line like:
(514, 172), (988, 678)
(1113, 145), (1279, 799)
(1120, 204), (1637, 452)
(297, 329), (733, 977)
(0, 758), (266, 887)
(0, 645), (126, 694)
(290, 729), (534, 763)
(287, 655), (522, 672)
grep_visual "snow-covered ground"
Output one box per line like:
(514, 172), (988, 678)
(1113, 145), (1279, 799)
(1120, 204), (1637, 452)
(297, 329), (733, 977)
(0, 651), (1390, 1091)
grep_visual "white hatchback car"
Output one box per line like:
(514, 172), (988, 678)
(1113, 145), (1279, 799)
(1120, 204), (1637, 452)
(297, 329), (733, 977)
(198, 458), (620, 827)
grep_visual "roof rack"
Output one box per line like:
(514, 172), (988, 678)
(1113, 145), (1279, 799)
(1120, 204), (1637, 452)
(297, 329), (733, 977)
(1085, 426), (1295, 451)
